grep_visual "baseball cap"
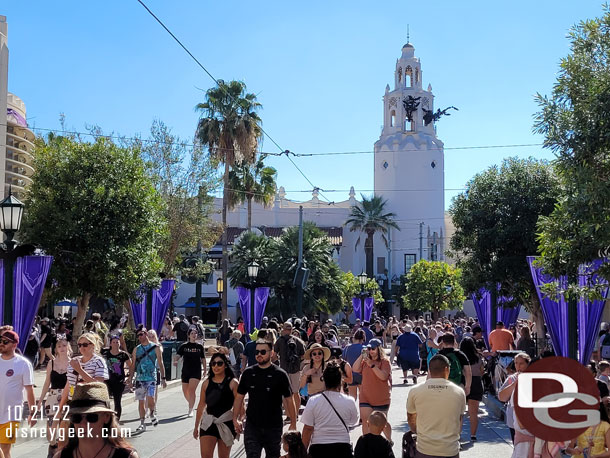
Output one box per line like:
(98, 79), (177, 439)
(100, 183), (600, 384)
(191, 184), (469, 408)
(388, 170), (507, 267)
(366, 338), (382, 349)
(1, 330), (19, 344)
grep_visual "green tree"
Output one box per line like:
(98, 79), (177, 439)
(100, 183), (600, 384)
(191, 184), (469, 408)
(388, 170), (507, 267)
(534, 8), (610, 282)
(401, 260), (465, 318)
(227, 230), (272, 287)
(448, 157), (559, 329)
(228, 155), (277, 229)
(196, 80), (263, 319)
(139, 120), (221, 275)
(345, 194), (399, 277)
(339, 271), (384, 317)
(21, 135), (166, 337)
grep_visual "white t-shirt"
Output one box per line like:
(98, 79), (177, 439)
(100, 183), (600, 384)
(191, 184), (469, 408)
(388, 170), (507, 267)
(300, 390), (359, 445)
(407, 377), (466, 457)
(66, 354), (109, 398)
(0, 354), (34, 424)
(500, 373), (519, 428)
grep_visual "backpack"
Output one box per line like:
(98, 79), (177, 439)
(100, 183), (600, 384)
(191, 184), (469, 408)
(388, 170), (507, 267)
(445, 351), (463, 385)
(195, 323), (205, 340)
(601, 334), (610, 359)
(285, 336), (302, 374)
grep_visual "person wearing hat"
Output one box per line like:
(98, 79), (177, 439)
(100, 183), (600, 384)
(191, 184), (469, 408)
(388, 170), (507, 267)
(0, 330), (35, 457)
(353, 338), (393, 443)
(59, 381), (138, 458)
(300, 343), (331, 398)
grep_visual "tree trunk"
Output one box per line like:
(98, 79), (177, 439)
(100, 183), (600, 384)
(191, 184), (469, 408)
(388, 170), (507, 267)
(365, 231), (374, 278)
(221, 160), (229, 321)
(247, 196), (252, 230)
(73, 292), (92, 341)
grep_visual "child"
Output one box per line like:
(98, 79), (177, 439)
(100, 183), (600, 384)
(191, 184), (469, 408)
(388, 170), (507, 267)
(354, 411), (395, 458)
(282, 430), (309, 458)
(598, 361), (610, 388)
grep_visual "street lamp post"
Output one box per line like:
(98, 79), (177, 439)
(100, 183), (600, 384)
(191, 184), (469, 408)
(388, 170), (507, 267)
(216, 277), (224, 325)
(358, 271), (368, 323)
(247, 262), (259, 334)
(0, 189), (25, 326)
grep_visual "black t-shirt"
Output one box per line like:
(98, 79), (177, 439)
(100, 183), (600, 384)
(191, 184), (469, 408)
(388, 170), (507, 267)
(177, 342), (205, 372)
(474, 338), (487, 352)
(237, 364), (292, 427)
(102, 348), (130, 382)
(40, 324), (54, 347)
(174, 321), (190, 341)
(354, 433), (395, 458)
(439, 347), (470, 386)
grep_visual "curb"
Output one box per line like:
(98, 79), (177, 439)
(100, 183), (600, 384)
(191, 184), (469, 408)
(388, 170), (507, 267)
(482, 393), (506, 422)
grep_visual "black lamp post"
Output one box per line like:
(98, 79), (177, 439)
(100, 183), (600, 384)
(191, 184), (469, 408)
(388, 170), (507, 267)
(247, 262), (259, 334)
(358, 271), (368, 322)
(216, 277), (224, 324)
(0, 188), (25, 326)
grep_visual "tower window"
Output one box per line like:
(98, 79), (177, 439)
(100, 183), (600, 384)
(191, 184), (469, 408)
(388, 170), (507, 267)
(405, 66), (413, 88)
(398, 68), (402, 83)
(390, 110), (396, 127)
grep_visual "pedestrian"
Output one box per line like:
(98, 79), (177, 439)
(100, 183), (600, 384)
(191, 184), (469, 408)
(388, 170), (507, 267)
(174, 327), (206, 417)
(307, 330), (329, 349)
(516, 325), (536, 359)
(39, 316), (55, 369)
(58, 381), (139, 458)
(372, 321), (386, 347)
(217, 319), (232, 347)
(459, 336), (484, 442)
(0, 330), (36, 458)
(281, 430), (309, 458)
(275, 322), (306, 415)
(361, 322), (374, 344)
(91, 313), (109, 342)
(354, 411), (395, 458)
(395, 324), (422, 385)
(300, 343), (331, 398)
(104, 319), (127, 351)
(101, 335), (131, 420)
(242, 329), (268, 371)
(565, 402), (610, 458)
(147, 330), (163, 416)
(387, 323), (400, 364)
(191, 316), (206, 345)
(301, 361), (359, 458)
(407, 354), (466, 458)
(342, 330), (365, 400)
(173, 314), (190, 342)
(438, 333), (472, 395)
(225, 330), (244, 375)
(160, 317), (173, 342)
(352, 338), (392, 443)
(24, 326), (40, 374)
(128, 326), (166, 433)
(488, 321), (515, 352)
(38, 335), (71, 457)
(233, 339), (296, 458)
(498, 352), (531, 444)
(193, 352), (238, 458)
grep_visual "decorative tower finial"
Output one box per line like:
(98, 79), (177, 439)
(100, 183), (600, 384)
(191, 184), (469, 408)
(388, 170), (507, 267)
(407, 24), (410, 44)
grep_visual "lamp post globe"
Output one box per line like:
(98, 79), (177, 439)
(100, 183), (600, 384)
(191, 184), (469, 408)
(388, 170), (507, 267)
(0, 188), (24, 252)
(358, 271), (368, 286)
(247, 262), (260, 280)
(216, 277), (224, 294)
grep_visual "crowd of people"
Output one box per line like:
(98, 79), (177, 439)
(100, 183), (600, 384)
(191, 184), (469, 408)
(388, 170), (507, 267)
(2, 309), (610, 458)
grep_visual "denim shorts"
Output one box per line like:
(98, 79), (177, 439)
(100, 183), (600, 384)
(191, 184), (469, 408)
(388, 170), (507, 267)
(135, 381), (156, 400)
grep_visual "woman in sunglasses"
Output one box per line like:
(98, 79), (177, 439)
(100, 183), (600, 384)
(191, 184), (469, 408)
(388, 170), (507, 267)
(56, 381), (138, 458)
(300, 343), (331, 397)
(193, 352), (238, 458)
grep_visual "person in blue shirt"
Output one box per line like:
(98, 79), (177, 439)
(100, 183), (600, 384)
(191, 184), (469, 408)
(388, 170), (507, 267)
(342, 329), (366, 400)
(361, 321), (374, 344)
(395, 325), (422, 385)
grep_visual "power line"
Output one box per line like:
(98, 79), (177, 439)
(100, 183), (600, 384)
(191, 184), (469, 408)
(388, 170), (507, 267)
(134, 0), (331, 202)
(296, 143), (544, 156)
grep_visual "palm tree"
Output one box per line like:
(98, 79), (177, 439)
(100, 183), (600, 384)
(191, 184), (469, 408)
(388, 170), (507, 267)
(228, 155), (277, 229)
(195, 80), (263, 319)
(345, 194), (400, 277)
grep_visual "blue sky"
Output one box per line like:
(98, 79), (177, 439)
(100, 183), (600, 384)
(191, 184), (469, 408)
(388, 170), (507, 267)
(2, 1), (604, 208)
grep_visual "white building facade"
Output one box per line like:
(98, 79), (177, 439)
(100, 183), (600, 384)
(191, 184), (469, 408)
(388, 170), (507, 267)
(177, 41), (447, 321)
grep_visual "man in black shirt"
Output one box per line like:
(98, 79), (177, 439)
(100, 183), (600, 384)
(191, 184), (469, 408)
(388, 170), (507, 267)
(234, 339), (296, 458)
(438, 333), (472, 396)
(172, 314), (189, 341)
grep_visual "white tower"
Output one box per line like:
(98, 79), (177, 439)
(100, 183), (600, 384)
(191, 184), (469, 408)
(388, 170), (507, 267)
(374, 42), (446, 279)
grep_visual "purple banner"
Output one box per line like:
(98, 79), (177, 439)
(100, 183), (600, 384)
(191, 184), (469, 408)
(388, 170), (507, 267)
(13, 256), (53, 352)
(352, 297), (361, 321)
(471, 287), (522, 345)
(578, 259), (609, 364)
(253, 287), (270, 331)
(364, 297), (374, 322)
(151, 280), (175, 336)
(129, 289), (147, 328)
(236, 286), (251, 333)
(528, 256), (570, 357)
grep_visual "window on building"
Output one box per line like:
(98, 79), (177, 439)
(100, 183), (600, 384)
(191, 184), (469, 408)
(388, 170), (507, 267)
(390, 110), (396, 127)
(377, 257), (386, 275)
(404, 254), (416, 273)
(405, 66), (413, 88)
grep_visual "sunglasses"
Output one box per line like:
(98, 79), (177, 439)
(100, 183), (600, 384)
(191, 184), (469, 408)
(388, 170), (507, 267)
(254, 349), (268, 355)
(137, 333), (146, 337)
(211, 361), (225, 367)
(311, 351), (323, 357)
(0, 339), (13, 345)
(77, 342), (91, 348)
(71, 413), (100, 424)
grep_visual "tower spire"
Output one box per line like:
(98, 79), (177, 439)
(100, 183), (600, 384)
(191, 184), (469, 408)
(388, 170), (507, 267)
(407, 24), (410, 44)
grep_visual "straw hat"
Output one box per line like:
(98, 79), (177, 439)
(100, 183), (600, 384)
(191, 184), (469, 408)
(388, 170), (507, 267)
(207, 345), (230, 357)
(69, 382), (115, 415)
(304, 343), (330, 361)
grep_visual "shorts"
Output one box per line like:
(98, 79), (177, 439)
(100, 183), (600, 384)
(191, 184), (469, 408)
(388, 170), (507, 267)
(181, 370), (202, 384)
(398, 356), (420, 371)
(200, 420), (236, 439)
(135, 381), (157, 400)
(349, 372), (362, 386)
(288, 372), (301, 393)
(467, 376), (484, 402)
(44, 388), (64, 418)
(0, 422), (19, 444)
(359, 402), (390, 412)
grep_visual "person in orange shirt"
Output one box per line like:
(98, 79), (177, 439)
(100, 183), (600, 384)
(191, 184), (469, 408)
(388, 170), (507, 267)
(488, 321), (515, 352)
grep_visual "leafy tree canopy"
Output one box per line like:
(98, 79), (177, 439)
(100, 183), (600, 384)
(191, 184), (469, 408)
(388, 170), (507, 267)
(448, 157), (559, 311)
(534, 8), (610, 281)
(401, 260), (465, 314)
